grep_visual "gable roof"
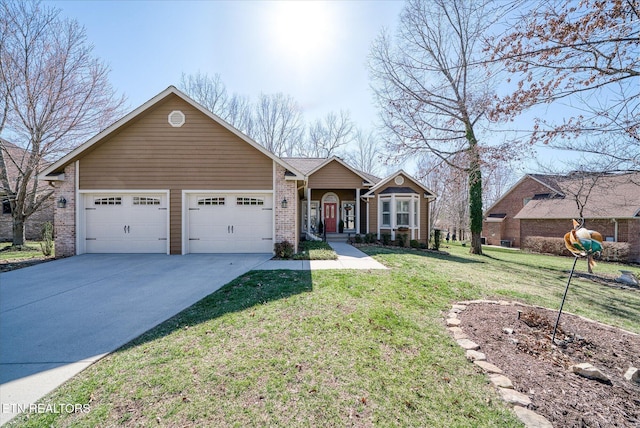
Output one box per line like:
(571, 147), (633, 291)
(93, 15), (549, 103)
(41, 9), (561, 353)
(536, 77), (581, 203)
(282, 156), (380, 185)
(484, 174), (565, 215)
(40, 86), (304, 180)
(514, 172), (640, 219)
(363, 170), (437, 199)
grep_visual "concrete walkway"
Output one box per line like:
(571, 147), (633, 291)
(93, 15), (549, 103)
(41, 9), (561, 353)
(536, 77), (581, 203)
(255, 242), (387, 270)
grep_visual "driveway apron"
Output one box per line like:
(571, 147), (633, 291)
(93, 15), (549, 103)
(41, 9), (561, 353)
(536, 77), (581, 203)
(0, 253), (271, 425)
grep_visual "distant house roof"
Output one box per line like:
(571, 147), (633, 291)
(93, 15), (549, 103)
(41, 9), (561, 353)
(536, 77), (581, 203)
(514, 172), (640, 219)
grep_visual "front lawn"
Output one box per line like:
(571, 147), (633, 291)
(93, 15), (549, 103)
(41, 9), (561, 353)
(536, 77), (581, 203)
(294, 240), (338, 260)
(9, 245), (639, 427)
(0, 241), (52, 260)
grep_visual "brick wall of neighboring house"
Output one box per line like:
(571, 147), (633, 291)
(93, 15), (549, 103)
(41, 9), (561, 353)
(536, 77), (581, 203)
(0, 197), (54, 242)
(520, 218), (640, 263)
(483, 177), (555, 247)
(274, 163), (298, 252)
(482, 221), (503, 245)
(53, 163), (76, 257)
(625, 219), (640, 263)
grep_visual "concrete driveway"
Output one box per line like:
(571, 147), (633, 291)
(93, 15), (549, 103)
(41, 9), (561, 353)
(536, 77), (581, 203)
(0, 253), (272, 425)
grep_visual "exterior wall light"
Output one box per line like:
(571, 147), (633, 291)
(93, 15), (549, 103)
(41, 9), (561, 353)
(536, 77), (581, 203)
(281, 198), (288, 209)
(57, 196), (67, 208)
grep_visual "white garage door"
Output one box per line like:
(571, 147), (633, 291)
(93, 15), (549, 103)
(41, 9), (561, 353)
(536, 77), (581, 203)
(84, 193), (168, 253)
(188, 193), (273, 253)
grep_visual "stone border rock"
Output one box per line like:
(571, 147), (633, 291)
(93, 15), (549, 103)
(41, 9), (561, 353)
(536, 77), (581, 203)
(446, 300), (554, 428)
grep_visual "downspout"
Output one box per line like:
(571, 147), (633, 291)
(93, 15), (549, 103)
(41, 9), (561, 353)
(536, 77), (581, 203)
(612, 218), (618, 242)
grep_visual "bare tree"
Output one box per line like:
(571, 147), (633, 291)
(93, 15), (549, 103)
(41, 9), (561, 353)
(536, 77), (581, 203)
(0, 0), (125, 247)
(417, 154), (470, 241)
(226, 93), (254, 137)
(179, 72), (228, 117)
(304, 110), (355, 158)
(345, 128), (382, 175)
(253, 93), (305, 157)
(490, 0), (639, 172)
(483, 163), (517, 208)
(369, 0), (511, 254)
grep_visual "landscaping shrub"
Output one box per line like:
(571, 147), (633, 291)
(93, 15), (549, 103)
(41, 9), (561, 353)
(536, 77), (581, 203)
(381, 233), (391, 246)
(410, 239), (420, 249)
(274, 241), (295, 259)
(397, 233), (408, 247)
(522, 236), (571, 257)
(431, 229), (442, 251)
(365, 233), (377, 244)
(601, 242), (631, 263)
(354, 234), (363, 244)
(523, 236), (632, 263)
(40, 221), (54, 257)
(317, 220), (324, 235)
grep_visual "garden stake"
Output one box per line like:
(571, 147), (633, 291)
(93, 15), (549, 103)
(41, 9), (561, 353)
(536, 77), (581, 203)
(552, 256), (578, 344)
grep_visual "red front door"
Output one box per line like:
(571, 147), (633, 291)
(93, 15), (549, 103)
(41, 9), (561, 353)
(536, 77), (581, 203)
(324, 203), (337, 233)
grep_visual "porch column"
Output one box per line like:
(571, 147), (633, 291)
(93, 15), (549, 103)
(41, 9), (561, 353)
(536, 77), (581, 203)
(409, 196), (415, 240)
(355, 188), (361, 234)
(390, 194), (396, 240)
(307, 187), (312, 235)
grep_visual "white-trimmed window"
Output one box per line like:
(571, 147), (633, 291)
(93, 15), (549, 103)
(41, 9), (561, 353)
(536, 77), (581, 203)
(94, 197), (122, 206)
(342, 201), (356, 230)
(414, 200), (418, 227)
(133, 196), (160, 206)
(237, 197), (264, 206)
(396, 200), (410, 227)
(382, 201), (391, 226)
(198, 197), (225, 206)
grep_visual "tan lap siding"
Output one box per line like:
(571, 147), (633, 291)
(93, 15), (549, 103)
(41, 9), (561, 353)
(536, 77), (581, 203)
(78, 94), (273, 254)
(308, 160), (364, 189)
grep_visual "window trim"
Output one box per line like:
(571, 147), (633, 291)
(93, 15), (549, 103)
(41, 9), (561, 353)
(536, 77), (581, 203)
(381, 200), (391, 227)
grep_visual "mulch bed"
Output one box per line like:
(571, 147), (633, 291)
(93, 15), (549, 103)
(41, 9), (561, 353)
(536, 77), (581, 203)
(0, 256), (54, 272)
(459, 303), (640, 427)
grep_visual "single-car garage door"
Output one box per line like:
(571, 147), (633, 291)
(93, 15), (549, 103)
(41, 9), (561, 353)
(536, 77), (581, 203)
(84, 193), (168, 253)
(187, 193), (273, 253)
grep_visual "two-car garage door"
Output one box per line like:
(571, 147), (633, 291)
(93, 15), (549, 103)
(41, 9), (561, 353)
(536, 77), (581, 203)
(82, 192), (273, 254)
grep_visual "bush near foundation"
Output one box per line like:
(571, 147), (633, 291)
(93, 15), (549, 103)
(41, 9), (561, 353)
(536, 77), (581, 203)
(522, 236), (631, 263)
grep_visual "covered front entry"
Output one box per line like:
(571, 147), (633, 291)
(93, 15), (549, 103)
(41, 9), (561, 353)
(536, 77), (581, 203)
(185, 192), (273, 253)
(83, 192), (168, 253)
(324, 202), (337, 233)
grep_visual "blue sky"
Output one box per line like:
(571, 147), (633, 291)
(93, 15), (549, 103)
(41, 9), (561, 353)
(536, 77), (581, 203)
(52, 0), (405, 131)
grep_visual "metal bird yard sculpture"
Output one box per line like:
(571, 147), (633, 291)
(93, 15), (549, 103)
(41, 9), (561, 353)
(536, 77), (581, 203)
(553, 219), (604, 343)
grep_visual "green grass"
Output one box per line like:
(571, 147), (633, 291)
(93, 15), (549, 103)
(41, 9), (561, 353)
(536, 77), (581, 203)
(294, 240), (338, 260)
(9, 244), (640, 427)
(0, 241), (53, 260)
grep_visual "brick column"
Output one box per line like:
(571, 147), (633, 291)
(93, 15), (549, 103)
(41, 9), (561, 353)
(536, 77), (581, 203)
(274, 164), (297, 252)
(54, 163), (76, 257)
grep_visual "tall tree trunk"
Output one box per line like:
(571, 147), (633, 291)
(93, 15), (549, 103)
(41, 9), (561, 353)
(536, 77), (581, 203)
(467, 128), (483, 255)
(12, 216), (25, 247)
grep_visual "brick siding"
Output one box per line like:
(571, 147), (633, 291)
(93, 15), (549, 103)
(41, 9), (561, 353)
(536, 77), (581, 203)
(274, 164), (298, 252)
(483, 177), (553, 247)
(0, 199), (53, 241)
(53, 163), (76, 257)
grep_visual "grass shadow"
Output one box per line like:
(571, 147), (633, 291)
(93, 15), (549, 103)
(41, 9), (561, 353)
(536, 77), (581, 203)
(117, 269), (313, 352)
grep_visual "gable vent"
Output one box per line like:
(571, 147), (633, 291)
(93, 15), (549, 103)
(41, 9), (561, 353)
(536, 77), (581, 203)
(168, 110), (185, 127)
